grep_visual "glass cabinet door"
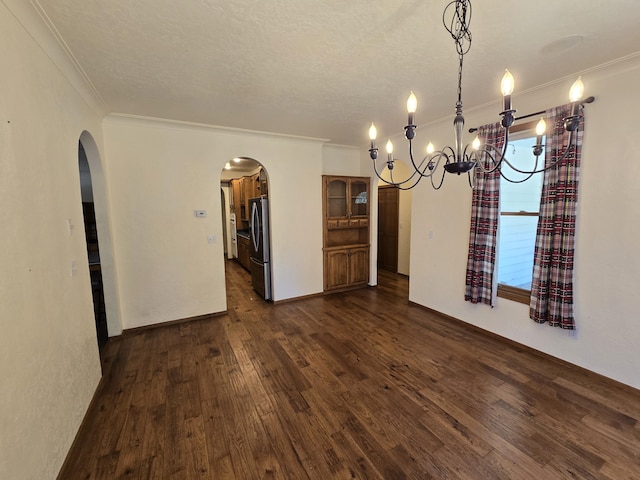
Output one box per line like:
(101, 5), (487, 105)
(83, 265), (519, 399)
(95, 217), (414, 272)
(327, 178), (347, 218)
(350, 180), (368, 217)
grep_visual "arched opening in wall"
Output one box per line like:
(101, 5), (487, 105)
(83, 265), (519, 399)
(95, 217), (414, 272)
(377, 159), (413, 279)
(220, 157), (272, 301)
(78, 139), (108, 352)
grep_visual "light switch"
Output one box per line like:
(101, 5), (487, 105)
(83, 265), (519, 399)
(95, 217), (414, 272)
(194, 210), (207, 218)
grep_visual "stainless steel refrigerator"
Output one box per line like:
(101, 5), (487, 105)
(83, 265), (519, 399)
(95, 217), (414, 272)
(249, 196), (272, 300)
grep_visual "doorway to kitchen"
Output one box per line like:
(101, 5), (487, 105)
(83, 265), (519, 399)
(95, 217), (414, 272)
(220, 157), (272, 301)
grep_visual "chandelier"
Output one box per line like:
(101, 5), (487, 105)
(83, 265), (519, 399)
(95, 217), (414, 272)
(367, 0), (593, 190)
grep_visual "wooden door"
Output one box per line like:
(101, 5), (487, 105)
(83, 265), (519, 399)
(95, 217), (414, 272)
(349, 246), (370, 285)
(377, 186), (399, 273)
(324, 249), (350, 290)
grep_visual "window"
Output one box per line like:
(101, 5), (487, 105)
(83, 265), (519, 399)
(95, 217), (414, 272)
(497, 121), (544, 304)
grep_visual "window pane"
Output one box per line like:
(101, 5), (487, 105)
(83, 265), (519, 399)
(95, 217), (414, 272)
(497, 215), (538, 289)
(500, 137), (544, 212)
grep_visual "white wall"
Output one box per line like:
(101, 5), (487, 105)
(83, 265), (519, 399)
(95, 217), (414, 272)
(403, 54), (640, 389)
(104, 116), (328, 329)
(0, 2), (107, 479)
(322, 143), (362, 175)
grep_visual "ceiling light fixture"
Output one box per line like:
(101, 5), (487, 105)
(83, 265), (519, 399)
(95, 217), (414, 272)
(367, 0), (594, 190)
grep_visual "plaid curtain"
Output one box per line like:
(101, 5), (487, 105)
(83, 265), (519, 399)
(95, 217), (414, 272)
(465, 122), (504, 306)
(529, 104), (584, 329)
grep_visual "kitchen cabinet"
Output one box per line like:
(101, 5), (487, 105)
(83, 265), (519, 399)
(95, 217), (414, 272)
(237, 234), (251, 271)
(322, 175), (370, 292)
(249, 172), (260, 200)
(231, 178), (242, 222)
(240, 177), (249, 221)
(259, 168), (268, 197)
(232, 168), (266, 224)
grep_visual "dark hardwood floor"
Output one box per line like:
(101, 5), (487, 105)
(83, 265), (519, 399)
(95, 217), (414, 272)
(59, 260), (640, 479)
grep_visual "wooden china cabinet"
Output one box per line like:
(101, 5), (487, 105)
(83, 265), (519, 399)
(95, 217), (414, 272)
(322, 175), (370, 292)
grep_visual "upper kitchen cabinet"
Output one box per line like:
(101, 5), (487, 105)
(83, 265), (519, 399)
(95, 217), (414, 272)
(229, 167), (267, 223)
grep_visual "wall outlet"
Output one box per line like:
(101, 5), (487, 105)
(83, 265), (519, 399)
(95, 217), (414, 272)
(568, 329), (579, 340)
(207, 235), (216, 244)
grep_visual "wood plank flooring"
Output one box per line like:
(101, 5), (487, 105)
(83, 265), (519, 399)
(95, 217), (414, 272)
(59, 260), (640, 479)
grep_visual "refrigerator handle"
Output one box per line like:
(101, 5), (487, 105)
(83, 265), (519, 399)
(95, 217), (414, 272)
(251, 201), (259, 252)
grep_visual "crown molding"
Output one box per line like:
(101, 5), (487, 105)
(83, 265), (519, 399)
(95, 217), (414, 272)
(2, 0), (109, 118)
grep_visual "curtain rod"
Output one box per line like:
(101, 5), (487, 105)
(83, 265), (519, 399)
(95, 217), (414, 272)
(468, 96), (595, 133)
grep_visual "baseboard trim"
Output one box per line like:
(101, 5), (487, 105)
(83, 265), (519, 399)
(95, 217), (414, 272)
(122, 311), (227, 336)
(272, 292), (324, 305)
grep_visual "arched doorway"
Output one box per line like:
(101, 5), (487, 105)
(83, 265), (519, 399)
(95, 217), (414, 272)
(220, 157), (272, 300)
(77, 131), (122, 356)
(78, 141), (108, 350)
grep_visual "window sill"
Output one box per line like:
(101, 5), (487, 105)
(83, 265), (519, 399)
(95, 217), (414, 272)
(497, 284), (530, 305)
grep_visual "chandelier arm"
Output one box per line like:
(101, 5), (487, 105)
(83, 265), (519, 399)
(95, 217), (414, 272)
(475, 142), (540, 179)
(408, 138), (438, 179)
(373, 161), (421, 188)
(371, 157), (408, 187)
(500, 127), (578, 176)
(474, 126), (578, 183)
(372, 145), (434, 189)
(441, 146), (456, 166)
(430, 162), (448, 190)
(499, 166), (538, 184)
(394, 174), (424, 191)
(472, 146), (500, 174)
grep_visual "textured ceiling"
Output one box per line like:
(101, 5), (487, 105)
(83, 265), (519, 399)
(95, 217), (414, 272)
(35, 0), (640, 146)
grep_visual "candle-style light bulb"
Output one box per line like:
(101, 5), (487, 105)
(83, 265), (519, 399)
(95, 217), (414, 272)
(369, 123), (377, 150)
(225, 162), (231, 170)
(369, 123), (377, 141)
(386, 139), (393, 163)
(426, 142), (434, 155)
(501, 69), (515, 111)
(407, 91), (417, 126)
(535, 118), (546, 137)
(569, 77), (584, 103)
(568, 76), (585, 120)
(501, 70), (515, 96)
(472, 136), (481, 150)
(532, 117), (546, 156)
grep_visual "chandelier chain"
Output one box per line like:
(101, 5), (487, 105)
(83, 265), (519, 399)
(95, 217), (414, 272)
(443, 0), (472, 106)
